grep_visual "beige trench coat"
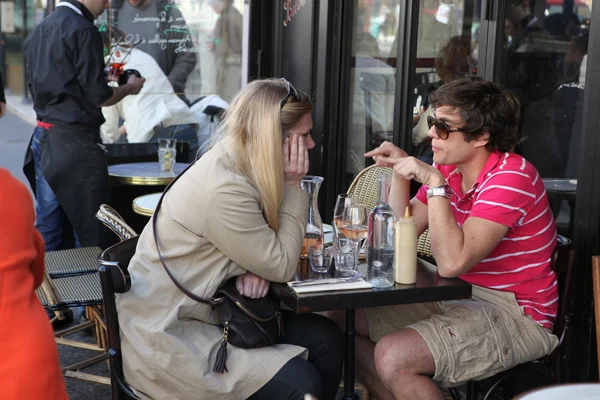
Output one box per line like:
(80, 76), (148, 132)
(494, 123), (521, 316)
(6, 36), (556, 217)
(116, 141), (310, 399)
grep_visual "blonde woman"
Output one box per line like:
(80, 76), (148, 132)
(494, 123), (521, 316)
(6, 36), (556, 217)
(116, 78), (344, 400)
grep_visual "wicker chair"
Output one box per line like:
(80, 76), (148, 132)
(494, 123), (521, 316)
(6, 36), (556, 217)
(346, 165), (433, 259)
(96, 204), (138, 241)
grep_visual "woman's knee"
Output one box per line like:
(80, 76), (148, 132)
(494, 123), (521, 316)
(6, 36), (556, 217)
(279, 358), (324, 399)
(311, 314), (344, 355)
(322, 308), (370, 338)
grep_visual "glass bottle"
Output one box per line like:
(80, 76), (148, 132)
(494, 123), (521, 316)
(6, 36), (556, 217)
(300, 176), (324, 257)
(367, 174), (396, 288)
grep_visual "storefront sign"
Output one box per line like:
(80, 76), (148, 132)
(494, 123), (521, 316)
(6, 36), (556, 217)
(283, 0), (306, 27)
(1, 1), (15, 33)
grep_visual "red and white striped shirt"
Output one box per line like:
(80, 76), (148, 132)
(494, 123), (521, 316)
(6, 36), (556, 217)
(416, 151), (558, 329)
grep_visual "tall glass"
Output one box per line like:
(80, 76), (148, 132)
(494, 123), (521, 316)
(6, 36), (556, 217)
(340, 204), (369, 268)
(158, 138), (177, 173)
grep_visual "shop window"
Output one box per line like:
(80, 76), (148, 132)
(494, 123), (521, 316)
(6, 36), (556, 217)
(95, 0), (247, 154)
(498, 0), (592, 238)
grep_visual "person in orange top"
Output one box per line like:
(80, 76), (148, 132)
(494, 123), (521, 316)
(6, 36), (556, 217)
(0, 168), (68, 400)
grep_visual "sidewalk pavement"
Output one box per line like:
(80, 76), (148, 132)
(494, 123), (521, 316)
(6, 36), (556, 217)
(5, 93), (36, 126)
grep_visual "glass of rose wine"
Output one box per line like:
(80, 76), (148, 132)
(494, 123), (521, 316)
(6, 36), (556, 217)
(340, 204), (369, 268)
(333, 194), (354, 238)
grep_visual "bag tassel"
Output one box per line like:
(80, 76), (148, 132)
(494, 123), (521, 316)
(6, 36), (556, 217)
(213, 325), (229, 373)
(275, 311), (284, 336)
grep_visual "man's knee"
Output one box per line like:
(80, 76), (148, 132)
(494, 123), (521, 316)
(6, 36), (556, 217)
(374, 329), (435, 382)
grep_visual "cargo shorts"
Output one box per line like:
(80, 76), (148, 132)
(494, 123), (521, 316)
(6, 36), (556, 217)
(365, 285), (559, 388)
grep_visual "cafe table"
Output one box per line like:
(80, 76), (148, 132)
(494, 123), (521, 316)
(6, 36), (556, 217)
(132, 193), (162, 217)
(272, 259), (472, 400)
(108, 162), (189, 186)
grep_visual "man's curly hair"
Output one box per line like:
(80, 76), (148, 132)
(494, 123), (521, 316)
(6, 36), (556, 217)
(428, 76), (521, 153)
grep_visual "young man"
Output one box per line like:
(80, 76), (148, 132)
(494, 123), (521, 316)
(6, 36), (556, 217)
(361, 76), (558, 400)
(23, 0), (145, 251)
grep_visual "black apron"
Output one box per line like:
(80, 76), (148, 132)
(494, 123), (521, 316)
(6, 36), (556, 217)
(24, 124), (114, 249)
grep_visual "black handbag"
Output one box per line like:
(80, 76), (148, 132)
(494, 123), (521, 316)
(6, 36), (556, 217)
(152, 161), (284, 374)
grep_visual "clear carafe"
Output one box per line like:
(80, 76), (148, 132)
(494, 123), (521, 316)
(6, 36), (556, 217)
(367, 174), (396, 288)
(300, 176), (324, 258)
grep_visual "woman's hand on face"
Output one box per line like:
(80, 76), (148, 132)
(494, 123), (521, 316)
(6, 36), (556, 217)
(236, 273), (270, 299)
(283, 134), (309, 187)
(364, 141), (408, 167)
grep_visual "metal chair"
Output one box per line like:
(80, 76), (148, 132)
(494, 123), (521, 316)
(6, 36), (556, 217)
(96, 204), (138, 242)
(449, 235), (576, 400)
(37, 260), (109, 384)
(98, 236), (140, 400)
(346, 164), (434, 260)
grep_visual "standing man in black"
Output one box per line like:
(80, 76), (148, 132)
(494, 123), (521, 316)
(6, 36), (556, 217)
(23, 0), (145, 251)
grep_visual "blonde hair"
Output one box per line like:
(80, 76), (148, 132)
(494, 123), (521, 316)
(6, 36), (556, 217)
(212, 78), (312, 231)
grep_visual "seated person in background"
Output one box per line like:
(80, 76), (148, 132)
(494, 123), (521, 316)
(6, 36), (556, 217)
(353, 76), (558, 400)
(413, 35), (475, 148)
(116, 78), (343, 400)
(100, 28), (199, 161)
(0, 169), (68, 400)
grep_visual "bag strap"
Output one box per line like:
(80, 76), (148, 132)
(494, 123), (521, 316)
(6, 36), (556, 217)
(152, 159), (222, 307)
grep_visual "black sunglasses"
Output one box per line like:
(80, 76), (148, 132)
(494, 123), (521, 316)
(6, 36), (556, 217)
(427, 115), (476, 140)
(280, 78), (301, 109)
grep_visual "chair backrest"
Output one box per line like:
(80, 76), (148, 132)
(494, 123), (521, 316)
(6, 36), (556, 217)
(105, 142), (190, 166)
(347, 165), (434, 259)
(96, 204), (138, 242)
(592, 255), (600, 381)
(548, 234), (576, 383)
(346, 165), (393, 210)
(98, 236), (140, 400)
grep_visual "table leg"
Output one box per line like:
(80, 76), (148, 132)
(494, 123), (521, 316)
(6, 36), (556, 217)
(341, 309), (359, 400)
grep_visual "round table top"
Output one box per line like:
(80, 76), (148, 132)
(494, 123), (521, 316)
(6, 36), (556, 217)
(514, 383), (600, 399)
(108, 162), (189, 186)
(132, 193), (162, 217)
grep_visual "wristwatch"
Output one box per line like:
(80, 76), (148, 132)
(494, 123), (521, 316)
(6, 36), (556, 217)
(426, 184), (452, 199)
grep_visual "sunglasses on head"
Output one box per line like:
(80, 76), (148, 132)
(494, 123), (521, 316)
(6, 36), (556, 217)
(280, 78), (301, 109)
(427, 115), (476, 140)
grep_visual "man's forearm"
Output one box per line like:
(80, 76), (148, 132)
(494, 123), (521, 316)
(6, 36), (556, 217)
(99, 85), (134, 107)
(427, 195), (466, 277)
(389, 174), (411, 217)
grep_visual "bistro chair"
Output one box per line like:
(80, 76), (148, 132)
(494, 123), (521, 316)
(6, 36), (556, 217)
(449, 235), (576, 400)
(346, 164), (434, 260)
(96, 204), (138, 242)
(591, 255), (600, 380)
(37, 254), (109, 384)
(98, 236), (141, 400)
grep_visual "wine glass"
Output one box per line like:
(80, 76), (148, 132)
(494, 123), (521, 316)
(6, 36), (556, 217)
(340, 204), (369, 269)
(333, 194), (354, 238)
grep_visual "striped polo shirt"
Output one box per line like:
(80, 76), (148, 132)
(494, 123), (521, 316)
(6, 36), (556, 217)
(416, 151), (558, 329)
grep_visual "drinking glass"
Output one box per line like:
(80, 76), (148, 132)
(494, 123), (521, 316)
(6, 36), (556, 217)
(333, 194), (354, 238)
(308, 245), (334, 274)
(334, 237), (357, 276)
(340, 204), (369, 268)
(158, 138), (177, 173)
